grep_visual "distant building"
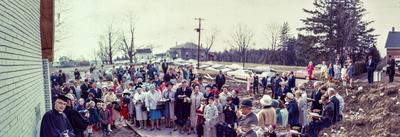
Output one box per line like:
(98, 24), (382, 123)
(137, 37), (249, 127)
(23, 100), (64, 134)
(385, 27), (400, 59)
(59, 56), (76, 67)
(155, 53), (169, 59)
(169, 42), (208, 60)
(136, 48), (153, 61)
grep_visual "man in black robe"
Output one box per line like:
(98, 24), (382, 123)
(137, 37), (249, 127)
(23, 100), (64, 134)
(64, 94), (89, 137)
(174, 80), (192, 133)
(40, 95), (74, 137)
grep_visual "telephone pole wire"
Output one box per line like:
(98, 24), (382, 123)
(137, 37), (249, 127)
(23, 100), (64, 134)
(195, 17), (204, 69)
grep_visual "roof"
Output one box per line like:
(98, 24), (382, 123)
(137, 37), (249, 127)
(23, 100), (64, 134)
(385, 31), (400, 49)
(136, 48), (152, 53)
(171, 42), (198, 49)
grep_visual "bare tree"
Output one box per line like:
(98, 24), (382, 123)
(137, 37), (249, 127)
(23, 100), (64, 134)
(230, 24), (254, 67)
(98, 23), (119, 64)
(120, 14), (137, 63)
(204, 29), (218, 61)
(265, 23), (280, 64)
(266, 23), (280, 51)
(54, 0), (71, 53)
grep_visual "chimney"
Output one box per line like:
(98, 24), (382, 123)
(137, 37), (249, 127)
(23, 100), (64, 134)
(392, 27), (395, 32)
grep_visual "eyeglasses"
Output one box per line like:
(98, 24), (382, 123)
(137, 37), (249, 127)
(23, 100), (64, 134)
(56, 101), (67, 106)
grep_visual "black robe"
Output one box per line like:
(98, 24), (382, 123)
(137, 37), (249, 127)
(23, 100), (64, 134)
(64, 107), (89, 136)
(40, 110), (74, 137)
(174, 87), (192, 121)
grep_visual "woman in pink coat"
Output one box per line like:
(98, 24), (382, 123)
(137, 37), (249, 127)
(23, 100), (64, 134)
(307, 61), (314, 80)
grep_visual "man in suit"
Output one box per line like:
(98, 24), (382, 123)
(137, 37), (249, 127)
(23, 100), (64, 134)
(162, 59), (169, 74)
(328, 88), (340, 124)
(311, 82), (324, 115)
(89, 82), (102, 100)
(308, 94), (335, 137)
(215, 71), (226, 91)
(261, 77), (268, 95)
(80, 79), (90, 100)
(287, 71), (296, 90)
(57, 70), (67, 86)
(387, 55), (396, 83)
(366, 56), (376, 84)
(252, 75), (259, 95)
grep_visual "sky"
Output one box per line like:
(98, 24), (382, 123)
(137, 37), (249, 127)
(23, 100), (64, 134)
(55, 0), (400, 60)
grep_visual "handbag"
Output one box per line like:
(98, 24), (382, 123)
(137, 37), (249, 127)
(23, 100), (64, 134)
(141, 103), (147, 111)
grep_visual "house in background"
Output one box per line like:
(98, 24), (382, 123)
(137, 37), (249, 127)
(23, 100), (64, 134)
(169, 42), (208, 60)
(385, 27), (400, 60)
(136, 48), (153, 61)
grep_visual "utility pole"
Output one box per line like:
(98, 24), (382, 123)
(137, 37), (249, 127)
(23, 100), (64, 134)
(195, 17), (204, 69)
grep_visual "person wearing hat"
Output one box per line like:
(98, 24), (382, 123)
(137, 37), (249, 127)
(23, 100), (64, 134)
(285, 92), (300, 128)
(145, 84), (162, 131)
(257, 95), (276, 130)
(40, 95), (74, 137)
(236, 99), (258, 137)
(162, 81), (176, 128)
(133, 86), (148, 129)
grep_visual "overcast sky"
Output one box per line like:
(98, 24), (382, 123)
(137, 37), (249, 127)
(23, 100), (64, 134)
(55, 0), (400, 60)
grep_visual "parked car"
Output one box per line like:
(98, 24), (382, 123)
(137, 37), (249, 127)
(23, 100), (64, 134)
(205, 64), (232, 73)
(226, 64), (243, 70)
(294, 69), (317, 80)
(199, 64), (212, 70)
(227, 69), (253, 80)
(250, 66), (276, 74)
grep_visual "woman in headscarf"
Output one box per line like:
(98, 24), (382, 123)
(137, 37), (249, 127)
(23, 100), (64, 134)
(145, 84), (162, 131)
(162, 82), (176, 128)
(295, 90), (308, 127)
(133, 86), (148, 129)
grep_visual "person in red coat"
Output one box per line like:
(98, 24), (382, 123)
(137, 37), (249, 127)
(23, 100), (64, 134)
(120, 92), (130, 126)
(307, 61), (314, 80)
(196, 98), (207, 137)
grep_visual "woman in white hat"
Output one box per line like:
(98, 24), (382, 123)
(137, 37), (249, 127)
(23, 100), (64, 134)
(257, 95), (276, 129)
(133, 86), (148, 129)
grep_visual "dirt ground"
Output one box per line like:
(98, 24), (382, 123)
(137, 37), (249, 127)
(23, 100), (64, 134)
(320, 76), (400, 137)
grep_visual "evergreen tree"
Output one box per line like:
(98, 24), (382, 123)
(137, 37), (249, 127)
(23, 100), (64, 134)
(299, 0), (377, 62)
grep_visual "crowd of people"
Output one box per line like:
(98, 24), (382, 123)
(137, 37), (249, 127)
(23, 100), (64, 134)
(40, 54), (396, 137)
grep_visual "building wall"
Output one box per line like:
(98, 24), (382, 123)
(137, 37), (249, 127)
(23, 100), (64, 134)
(387, 49), (400, 59)
(172, 48), (206, 60)
(0, 0), (46, 137)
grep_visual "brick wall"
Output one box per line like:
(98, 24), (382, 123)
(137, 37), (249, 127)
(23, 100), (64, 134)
(0, 0), (46, 137)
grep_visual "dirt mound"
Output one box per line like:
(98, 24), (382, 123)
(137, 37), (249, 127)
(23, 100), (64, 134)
(321, 82), (400, 137)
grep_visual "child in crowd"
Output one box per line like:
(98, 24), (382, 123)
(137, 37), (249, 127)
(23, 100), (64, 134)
(99, 103), (110, 136)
